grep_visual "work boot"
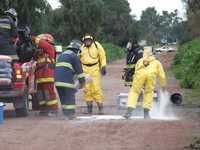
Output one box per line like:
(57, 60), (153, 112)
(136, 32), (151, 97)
(39, 110), (48, 116)
(86, 102), (93, 114)
(144, 108), (151, 119)
(63, 114), (76, 120)
(97, 102), (104, 115)
(47, 110), (58, 117)
(124, 107), (134, 119)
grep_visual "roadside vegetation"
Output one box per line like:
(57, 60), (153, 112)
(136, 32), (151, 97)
(171, 0), (200, 106)
(102, 43), (125, 62)
(172, 38), (200, 89)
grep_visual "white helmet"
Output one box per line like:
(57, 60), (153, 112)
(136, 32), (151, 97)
(5, 8), (18, 26)
(5, 8), (17, 17)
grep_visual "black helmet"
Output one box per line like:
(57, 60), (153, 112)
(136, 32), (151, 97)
(67, 40), (82, 54)
(5, 8), (17, 17)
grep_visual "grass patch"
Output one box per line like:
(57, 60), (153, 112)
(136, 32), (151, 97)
(182, 89), (200, 105)
(102, 43), (125, 63)
(172, 38), (200, 89)
(168, 70), (200, 105)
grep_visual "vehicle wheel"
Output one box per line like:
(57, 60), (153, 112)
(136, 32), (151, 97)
(14, 86), (29, 117)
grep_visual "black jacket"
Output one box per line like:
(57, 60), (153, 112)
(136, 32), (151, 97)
(126, 46), (143, 65)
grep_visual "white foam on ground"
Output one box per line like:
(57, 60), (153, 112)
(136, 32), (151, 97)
(77, 115), (124, 121)
(150, 90), (179, 120)
(76, 115), (178, 121)
(75, 90), (179, 122)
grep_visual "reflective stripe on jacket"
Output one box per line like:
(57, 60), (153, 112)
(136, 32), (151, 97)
(0, 15), (17, 47)
(35, 40), (56, 84)
(55, 50), (85, 89)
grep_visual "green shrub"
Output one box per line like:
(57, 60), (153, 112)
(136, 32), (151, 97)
(172, 38), (200, 88)
(102, 43), (125, 62)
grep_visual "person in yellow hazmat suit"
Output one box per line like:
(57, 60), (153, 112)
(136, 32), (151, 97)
(80, 34), (107, 115)
(124, 47), (166, 119)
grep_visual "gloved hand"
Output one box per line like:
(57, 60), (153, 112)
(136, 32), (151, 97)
(101, 66), (107, 76)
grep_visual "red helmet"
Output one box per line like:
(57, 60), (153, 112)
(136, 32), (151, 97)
(37, 33), (54, 44)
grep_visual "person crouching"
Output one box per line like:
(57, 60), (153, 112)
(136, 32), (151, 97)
(55, 40), (85, 120)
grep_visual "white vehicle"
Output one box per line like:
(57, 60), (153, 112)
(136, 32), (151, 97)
(155, 46), (177, 52)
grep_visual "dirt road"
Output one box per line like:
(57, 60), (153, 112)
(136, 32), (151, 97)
(0, 53), (200, 150)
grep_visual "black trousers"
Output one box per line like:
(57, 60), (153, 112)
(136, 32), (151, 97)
(56, 87), (76, 116)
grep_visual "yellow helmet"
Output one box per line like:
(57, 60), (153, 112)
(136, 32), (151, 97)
(82, 34), (94, 41)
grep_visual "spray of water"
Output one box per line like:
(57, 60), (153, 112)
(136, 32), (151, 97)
(150, 90), (178, 120)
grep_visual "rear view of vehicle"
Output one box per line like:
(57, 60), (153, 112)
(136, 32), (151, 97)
(0, 56), (28, 117)
(0, 27), (36, 117)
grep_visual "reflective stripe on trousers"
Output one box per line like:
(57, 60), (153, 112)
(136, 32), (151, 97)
(62, 105), (76, 110)
(55, 82), (76, 89)
(39, 99), (58, 106)
(37, 83), (58, 110)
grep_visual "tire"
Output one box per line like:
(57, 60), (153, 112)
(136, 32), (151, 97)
(14, 86), (29, 117)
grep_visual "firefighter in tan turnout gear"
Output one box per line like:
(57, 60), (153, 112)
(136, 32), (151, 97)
(80, 34), (107, 115)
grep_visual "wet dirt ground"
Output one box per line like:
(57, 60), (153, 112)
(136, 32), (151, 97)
(0, 52), (199, 150)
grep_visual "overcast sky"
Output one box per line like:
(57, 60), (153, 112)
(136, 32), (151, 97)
(128, 0), (186, 19)
(47, 0), (186, 19)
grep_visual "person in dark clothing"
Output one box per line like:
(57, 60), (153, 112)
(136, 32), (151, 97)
(123, 38), (143, 86)
(55, 40), (86, 120)
(0, 8), (18, 58)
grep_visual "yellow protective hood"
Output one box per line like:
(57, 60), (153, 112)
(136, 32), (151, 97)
(143, 47), (155, 66)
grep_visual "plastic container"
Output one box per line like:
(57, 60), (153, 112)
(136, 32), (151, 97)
(117, 93), (144, 117)
(0, 102), (5, 124)
(117, 93), (129, 110)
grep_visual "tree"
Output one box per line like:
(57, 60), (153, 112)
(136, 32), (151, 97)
(101, 0), (136, 45)
(184, 0), (200, 38)
(139, 7), (160, 44)
(0, 0), (52, 33)
(138, 7), (184, 44)
(54, 0), (104, 43)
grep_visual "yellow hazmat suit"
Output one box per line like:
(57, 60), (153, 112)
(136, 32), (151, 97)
(80, 40), (106, 103)
(127, 49), (166, 110)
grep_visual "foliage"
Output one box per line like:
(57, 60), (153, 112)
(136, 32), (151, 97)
(50, 0), (137, 45)
(172, 38), (200, 88)
(0, 0), (187, 48)
(55, 0), (104, 43)
(184, 0), (200, 38)
(102, 43), (125, 62)
(138, 7), (184, 45)
(0, 0), (51, 33)
(100, 0), (137, 46)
